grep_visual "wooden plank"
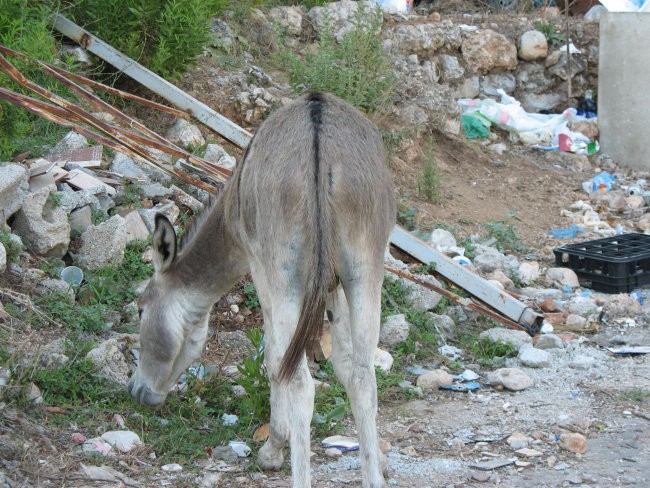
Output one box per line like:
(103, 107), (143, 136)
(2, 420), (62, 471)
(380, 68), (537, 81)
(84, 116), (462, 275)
(64, 169), (116, 196)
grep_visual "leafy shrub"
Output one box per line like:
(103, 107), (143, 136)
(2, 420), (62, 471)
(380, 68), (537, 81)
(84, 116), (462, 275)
(235, 327), (271, 421)
(0, 233), (23, 264)
(63, 0), (226, 79)
(0, 0), (71, 159)
(279, 2), (394, 112)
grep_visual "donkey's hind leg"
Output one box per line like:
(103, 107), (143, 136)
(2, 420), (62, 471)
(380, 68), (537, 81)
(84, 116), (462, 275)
(251, 261), (315, 487)
(334, 264), (386, 488)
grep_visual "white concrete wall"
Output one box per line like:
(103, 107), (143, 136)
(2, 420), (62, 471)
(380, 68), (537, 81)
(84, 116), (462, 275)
(598, 12), (650, 171)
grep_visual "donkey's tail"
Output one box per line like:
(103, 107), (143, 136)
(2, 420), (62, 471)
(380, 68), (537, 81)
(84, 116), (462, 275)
(278, 93), (337, 382)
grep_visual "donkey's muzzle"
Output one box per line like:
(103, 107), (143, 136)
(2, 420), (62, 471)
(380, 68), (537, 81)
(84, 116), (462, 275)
(128, 377), (167, 407)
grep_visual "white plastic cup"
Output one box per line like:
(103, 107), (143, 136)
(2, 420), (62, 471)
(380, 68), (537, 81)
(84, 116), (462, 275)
(60, 266), (84, 288)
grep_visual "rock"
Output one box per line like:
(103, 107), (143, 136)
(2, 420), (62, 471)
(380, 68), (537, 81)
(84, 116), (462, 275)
(547, 52), (586, 81)
(324, 447), (342, 458)
(51, 131), (88, 154)
(487, 368), (534, 391)
(429, 228), (457, 251)
(161, 463), (183, 472)
(169, 185), (204, 213)
(379, 314), (411, 347)
(515, 447), (543, 458)
(166, 119), (205, 149)
(565, 297), (598, 316)
(605, 294), (642, 316)
(27, 383), (43, 403)
(310, 1), (383, 42)
(386, 22), (461, 57)
(416, 369), (453, 389)
(626, 194), (646, 210)
(479, 327), (532, 351)
(521, 92), (563, 113)
(203, 143), (237, 172)
(571, 120), (599, 140)
(518, 261), (541, 285)
(635, 213), (650, 232)
(34, 278), (75, 303)
(70, 206), (93, 235)
(138, 200), (180, 232)
(0, 243), (5, 273)
(384, 248), (408, 271)
(398, 104), (429, 126)
(546, 267), (580, 288)
(85, 336), (136, 385)
(401, 274), (442, 311)
(518, 30), (548, 61)
(488, 269), (515, 290)
(536, 334), (563, 350)
(462, 29), (517, 74)
(473, 246), (508, 274)
(100, 430), (143, 453)
(77, 215), (128, 270)
(268, 5), (304, 36)
(507, 432), (531, 450)
(559, 433), (587, 454)
(487, 142), (507, 155)
(569, 355), (595, 370)
(437, 54), (465, 82)
(0, 163), (29, 226)
(56, 187), (104, 214)
(426, 313), (455, 338)
(481, 72), (516, 96)
(140, 182), (172, 200)
(518, 345), (550, 368)
(123, 211), (150, 243)
(110, 152), (148, 179)
(12, 185), (70, 257)
(565, 314), (587, 329)
(455, 76), (481, 99)
(374, 348), (394, 372)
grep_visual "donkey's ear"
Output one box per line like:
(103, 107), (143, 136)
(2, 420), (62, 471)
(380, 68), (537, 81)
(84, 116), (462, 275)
(152, 214), (177, 273)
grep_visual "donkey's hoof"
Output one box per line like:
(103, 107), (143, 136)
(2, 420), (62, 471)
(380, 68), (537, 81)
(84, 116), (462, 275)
(258, 442), (284, 470)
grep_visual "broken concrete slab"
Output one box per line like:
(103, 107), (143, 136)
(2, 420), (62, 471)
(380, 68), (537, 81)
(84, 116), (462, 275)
(0, 163), (29, 226)
(12, 185), (70, 257)
(76, 215), (128, 270)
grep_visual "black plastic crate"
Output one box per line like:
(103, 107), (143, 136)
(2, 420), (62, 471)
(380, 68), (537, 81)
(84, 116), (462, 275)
(553, 233), (650, 293)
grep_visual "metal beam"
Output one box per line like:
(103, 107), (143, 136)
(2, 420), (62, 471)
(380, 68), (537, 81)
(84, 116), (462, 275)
(51, 14), (253, 149)
(390, 226), (542, 331)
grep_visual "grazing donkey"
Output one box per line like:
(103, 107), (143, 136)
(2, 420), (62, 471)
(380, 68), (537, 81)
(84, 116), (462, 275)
(128, 93), (395, 488)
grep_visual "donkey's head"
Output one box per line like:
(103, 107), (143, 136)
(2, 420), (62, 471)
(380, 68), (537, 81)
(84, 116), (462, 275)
(128, 215), (210, 407)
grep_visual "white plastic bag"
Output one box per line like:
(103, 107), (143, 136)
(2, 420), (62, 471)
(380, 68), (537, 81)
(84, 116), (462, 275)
(371, 0), (413, 13)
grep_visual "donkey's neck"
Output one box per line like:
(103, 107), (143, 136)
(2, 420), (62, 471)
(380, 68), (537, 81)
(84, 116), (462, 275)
(173, 195), (248, 304)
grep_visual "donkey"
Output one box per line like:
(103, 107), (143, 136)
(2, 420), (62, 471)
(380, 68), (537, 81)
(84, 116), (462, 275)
(128, 92), (395, 488)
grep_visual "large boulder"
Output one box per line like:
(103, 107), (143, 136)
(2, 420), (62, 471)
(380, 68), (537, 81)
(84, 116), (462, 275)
(76, 215), (128, 270)
(518, 30), (548, 61)
(165, 119), (205, 149)
(0, 163), (29, 226)
(386, 22), (462, 57)
(462, 29), (517, 74)
(380, 314), (411, 347)
(86, 335), (138, 386)
(12, 185), (70, 257)
(268, 5), (305, 36)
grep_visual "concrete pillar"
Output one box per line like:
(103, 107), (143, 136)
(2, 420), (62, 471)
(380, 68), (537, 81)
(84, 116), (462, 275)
(598, 12), (650, 171)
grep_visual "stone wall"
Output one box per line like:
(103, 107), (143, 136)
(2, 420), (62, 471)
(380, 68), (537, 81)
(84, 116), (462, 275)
(243, 1), (600, 132)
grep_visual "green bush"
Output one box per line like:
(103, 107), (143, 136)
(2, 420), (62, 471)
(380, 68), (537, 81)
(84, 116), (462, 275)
(63, 0), (226, 79)
(278, 2), (394, 112)
(0, 0), (71, 159)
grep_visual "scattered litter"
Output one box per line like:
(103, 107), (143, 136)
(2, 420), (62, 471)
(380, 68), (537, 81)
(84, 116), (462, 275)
(589, 172), (616, 193)
(461, 113), (491, 139)
(371, 0), (413, 13)
(322, 435), (360, 452)
(406, 366), (432, 376)
(438, 344), (464, 360)
(228, 441), (251, 457)
(221, 414), (238, 426)
(548, 224), (587, 239)
(457, 369), (480, 381)
(60, 266), (84, 288)
(440, 381), (480, 392)
(607, 346), (650, 355)
(459, 90), (584, 146)
(469, 458), (516, 470)
(452, 255), (473, 266)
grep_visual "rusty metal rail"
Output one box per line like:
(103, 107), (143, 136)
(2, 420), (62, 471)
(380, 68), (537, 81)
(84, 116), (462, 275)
(0, 46), (233, 191)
